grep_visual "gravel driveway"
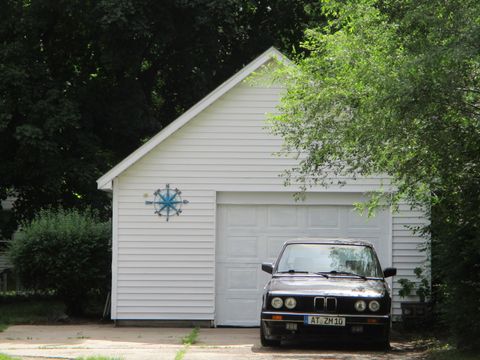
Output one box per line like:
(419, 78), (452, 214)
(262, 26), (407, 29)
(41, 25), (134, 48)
(0, 325), (427, 360)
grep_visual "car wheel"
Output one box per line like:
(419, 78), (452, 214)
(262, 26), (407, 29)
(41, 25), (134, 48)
(375, 330), (391, 351)
(375, 337), (390, 351)
(260, 324), (281, 347)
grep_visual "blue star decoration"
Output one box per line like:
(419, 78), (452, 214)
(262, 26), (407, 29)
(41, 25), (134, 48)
(145, 184), (189, 221)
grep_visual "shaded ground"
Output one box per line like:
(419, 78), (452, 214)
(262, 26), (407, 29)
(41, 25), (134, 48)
(0, 325), (429, 360)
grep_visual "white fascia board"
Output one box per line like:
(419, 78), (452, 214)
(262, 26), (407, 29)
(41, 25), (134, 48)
(97, 47), (290, 190)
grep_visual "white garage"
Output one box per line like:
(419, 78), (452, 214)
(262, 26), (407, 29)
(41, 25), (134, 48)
(97, 47), (428, 325)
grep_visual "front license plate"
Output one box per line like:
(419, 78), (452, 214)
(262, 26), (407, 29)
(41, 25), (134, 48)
(305, 316), (346, 326)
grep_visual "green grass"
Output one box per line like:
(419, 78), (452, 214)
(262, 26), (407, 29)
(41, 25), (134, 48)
(0, 354), (18, 360)
(425, 349), (480, 360)
(174, 348), (187, 360)
(423, 340), (480, 360)
(175, 328), (200, 360)
(0, 299), (65, 332)
(181, 327), (199, 345)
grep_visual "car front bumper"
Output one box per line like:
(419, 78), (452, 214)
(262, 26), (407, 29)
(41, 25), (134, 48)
(261, 311), (390, 342)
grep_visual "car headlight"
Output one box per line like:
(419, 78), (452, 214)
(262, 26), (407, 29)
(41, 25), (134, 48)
(369, 300), (380, 312)
(354, 300), (366, 312)
(284, 297), (296, 309)
(271, 297), (283, 309)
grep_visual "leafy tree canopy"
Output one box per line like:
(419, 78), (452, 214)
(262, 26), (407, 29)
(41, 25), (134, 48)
(274, 0), (480, 208)
(273, 0), (480, 349)
(0, 0), (323, 221)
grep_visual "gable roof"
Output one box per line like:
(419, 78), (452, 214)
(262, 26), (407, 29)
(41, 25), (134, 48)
(97, 47), (290, 190)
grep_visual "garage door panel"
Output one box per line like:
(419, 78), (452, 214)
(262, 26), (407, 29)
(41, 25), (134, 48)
(227, 268), (258, 290)
(215, 203), (391, 326)
(302, 228), (345, 237)
(307, 207), (341, 228)
(226, 236), (259, 258)
(221, 298), (260, 325)
(227, 206), (259, 226)
(266, 236), (291, 259)
(216, 264), (270, 291)
(267, 206), (299, 227)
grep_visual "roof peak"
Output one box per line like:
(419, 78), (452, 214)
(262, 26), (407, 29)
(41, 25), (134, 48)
(97, 46), (290, 190)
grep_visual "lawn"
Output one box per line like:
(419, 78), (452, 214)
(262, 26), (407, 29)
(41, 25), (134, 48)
(426, 349), (480, 360)
(0, 355), (16, 360)
(0, 298), (65, 332)
(0, 355), (121, 360)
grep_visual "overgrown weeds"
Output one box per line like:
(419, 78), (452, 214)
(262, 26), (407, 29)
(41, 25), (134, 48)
(424, 341), (480, 360)
(182, 327), (199, 345)
(175, 327), (200, 360)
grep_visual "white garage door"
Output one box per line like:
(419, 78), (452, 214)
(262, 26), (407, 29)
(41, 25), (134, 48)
(215, 203), (391, 326)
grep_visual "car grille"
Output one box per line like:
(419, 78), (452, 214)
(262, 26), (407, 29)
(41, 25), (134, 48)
(314, 297), (324, 311)
(314, 297), (337, 312)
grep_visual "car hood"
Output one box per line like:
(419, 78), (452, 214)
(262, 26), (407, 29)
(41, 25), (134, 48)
(266, 276), (388, 298)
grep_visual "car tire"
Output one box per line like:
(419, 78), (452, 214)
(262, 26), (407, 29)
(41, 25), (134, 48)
(375, 337), (391, 351)
(260, 324), (281, 347)
(376, 327), (391, 351)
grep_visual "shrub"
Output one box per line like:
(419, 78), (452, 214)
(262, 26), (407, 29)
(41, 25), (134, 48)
(8, 208), (111, 316)
(430, 198), (480, 350)
(398, 267), (431, 303)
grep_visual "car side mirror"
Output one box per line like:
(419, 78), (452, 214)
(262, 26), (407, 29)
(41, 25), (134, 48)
(383, 267), (397, 278)
(262, 262), (273, 274)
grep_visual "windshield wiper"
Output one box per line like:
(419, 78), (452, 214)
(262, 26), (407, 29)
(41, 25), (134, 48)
(277, 269), (309, 274)
(313, 272), (330, 278)
(277, 270), (329, 278)
(327, 270), (367, 280)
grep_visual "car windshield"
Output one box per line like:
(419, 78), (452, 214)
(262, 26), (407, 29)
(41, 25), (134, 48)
(276, 243), (383, 278)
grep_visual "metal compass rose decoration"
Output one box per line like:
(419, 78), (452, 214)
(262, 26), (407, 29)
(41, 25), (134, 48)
(145, 184), (189, 221)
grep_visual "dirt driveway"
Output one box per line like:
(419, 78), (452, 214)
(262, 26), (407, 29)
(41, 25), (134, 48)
(0, 324), (427, 360)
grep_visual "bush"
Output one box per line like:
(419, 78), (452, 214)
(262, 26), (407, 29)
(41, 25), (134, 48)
(430, 196), (480, 350)
(8, 208), (111, 316)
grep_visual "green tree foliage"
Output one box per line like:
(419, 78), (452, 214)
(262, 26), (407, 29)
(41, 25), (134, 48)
(8, 208), (111, 315)
(273, 0), (480, 349)
(0, 0), (323, 222)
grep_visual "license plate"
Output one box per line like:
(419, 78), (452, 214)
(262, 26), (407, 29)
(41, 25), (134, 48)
(305, 316), (346, 326)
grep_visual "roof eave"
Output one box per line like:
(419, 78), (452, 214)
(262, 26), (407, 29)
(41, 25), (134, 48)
(98, 179), (113, 191)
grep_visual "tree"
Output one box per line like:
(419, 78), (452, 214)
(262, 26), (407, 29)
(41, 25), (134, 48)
(272, 0), (480, 349)
(0, 0), (324, 222)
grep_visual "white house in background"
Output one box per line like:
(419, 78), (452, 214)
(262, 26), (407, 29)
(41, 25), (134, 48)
(0, 197), (15, 273)
(97, 47), (428, 326)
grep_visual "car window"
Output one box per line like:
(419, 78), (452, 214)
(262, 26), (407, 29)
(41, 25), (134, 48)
(276, 244), (383, 277)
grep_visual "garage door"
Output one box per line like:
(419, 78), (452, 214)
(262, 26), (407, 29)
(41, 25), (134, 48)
(215, 203), (391, 326)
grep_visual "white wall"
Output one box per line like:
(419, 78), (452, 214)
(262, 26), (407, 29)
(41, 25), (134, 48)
(0, 198), (14, 273)
(0, 253), (10, 272)
(391, 203), (429, 315)
(113, 61), (428, 320)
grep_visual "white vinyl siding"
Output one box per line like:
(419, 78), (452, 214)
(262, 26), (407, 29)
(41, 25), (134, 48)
(112, 62), (427, 320)
(391, 204), (429, 315)
(0, 253), (10, 272)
